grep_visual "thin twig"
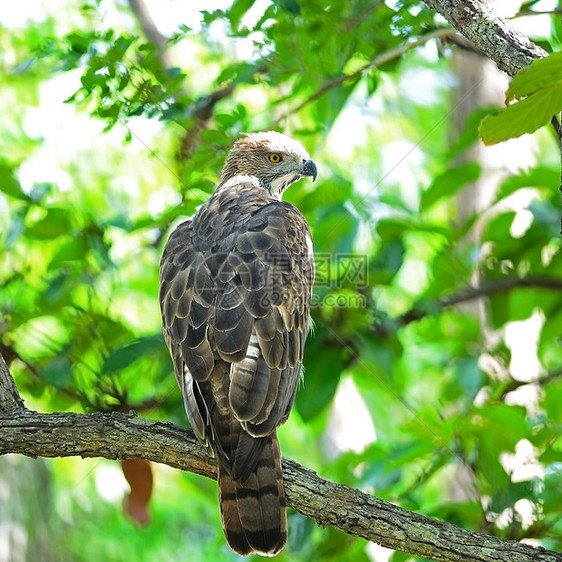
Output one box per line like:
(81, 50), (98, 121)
(277, 27), (457, 121)
(499, 367), (562, 398)
(510, 9), (562, 19)
(395, 276), (562, 328)
(128, 0), (171, 61)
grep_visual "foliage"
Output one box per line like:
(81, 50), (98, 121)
(480, 51), (562, 144)
(0, 1), (561, 560)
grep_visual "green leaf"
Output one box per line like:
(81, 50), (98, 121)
(421, 162), (481, 209)
(26, 208), (72, 239)
(228, 0), (255, 31)
(66, 31), (92, 55)
(481, 403), (530, 447)
(49, 238), (89, 268)
(449, 108), (492, 157)
(480, 53), (562, 145)
(315, 80), (360, 131)
(355, 334), (398, 381)
(103, 335), (165, 374)
(365, 70), (379, 96)
(106, 34), (135, 62)
(376, 217), (411, 242)
(454, 356), (483, 401)
(42, 353), (74, 387)
(494, 166), (558, 203)
(482, 211), (516, 245)
(369, 238), (405, 284)
(297, 345), (342, 421)
(480, 88), (562, 144)
(313, 203), (358, 254)
(287, 512), (315, 553)
(540, 447), (562, 464)
(540, 377), (562, 424)
(506, 52), (562, 101)
(276, 0), (301, 15)
(529, 200), (561, 238)
(0, 164), (31, 202)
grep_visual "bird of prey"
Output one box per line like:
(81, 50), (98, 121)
(159, 131), (316, 556)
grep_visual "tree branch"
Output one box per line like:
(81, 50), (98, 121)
(511, 8), (562, 19)
(126, 0), (237, 165)
(441, 276), (562, 306)
(0, 353), (559, 562)
(1, 352), (560, 560)
(0, 352), (24, 413)
(128, 0), (173, 69)
(398, 276), (562, 326)
(0, 407), (559, 562)
(277, 27), (458, 122)
(128, 0), (168, 51)
(422, 0), (548, 77)
(499, 367), (562, 399)
(278, 2), (552, 121)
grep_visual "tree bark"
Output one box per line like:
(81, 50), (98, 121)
(0, 356), (560, 561)
(0, 351), (24, 413)
(422, 0), (548, 77)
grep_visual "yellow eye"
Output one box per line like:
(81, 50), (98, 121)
(268, 153), (283, 163)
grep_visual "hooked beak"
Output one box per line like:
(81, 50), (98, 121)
(301, 159), (318, 182)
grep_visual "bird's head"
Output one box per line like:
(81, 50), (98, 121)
(220, 131), (317, 198)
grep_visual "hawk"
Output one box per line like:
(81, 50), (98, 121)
(159, 131), (316, 555)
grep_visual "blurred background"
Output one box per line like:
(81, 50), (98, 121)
(0, 1), (561, 560)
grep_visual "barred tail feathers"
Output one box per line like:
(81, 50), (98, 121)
(218, 432), (287, 556)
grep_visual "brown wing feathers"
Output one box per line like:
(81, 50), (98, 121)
(159, 133), (315, 556)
